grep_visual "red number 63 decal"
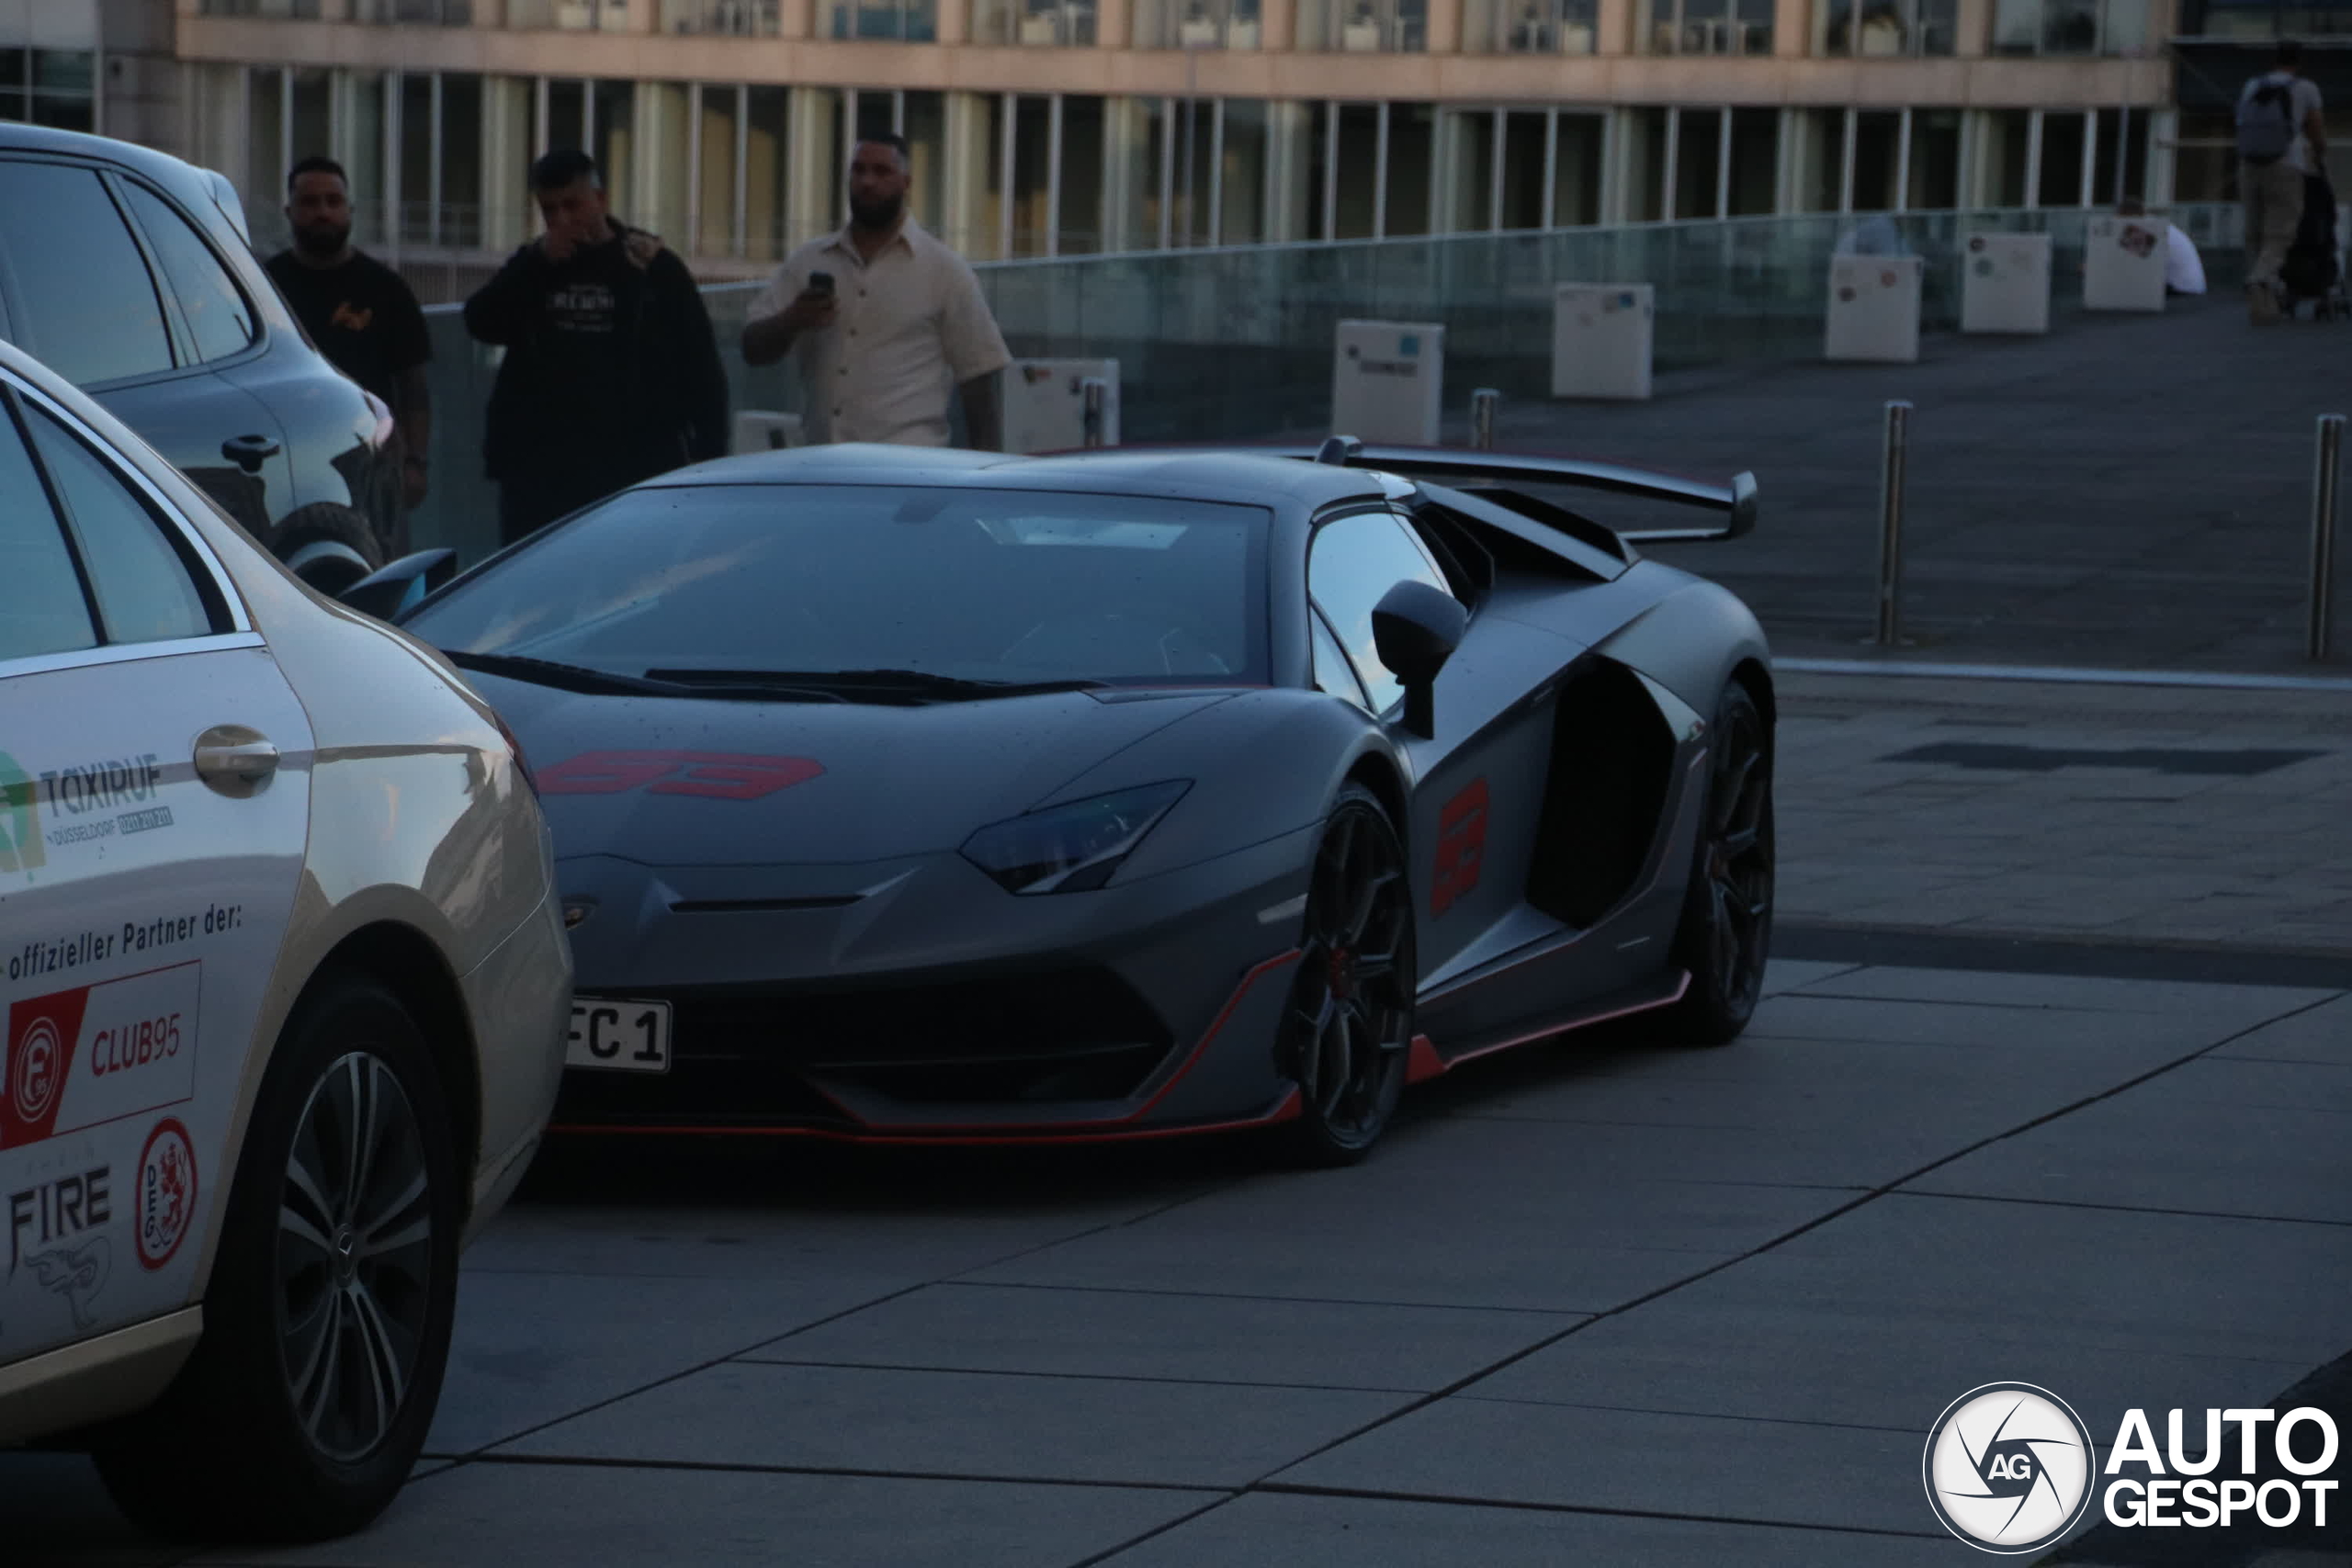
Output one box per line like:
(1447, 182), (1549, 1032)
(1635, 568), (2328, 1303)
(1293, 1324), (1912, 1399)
(537, 750), (825, 801)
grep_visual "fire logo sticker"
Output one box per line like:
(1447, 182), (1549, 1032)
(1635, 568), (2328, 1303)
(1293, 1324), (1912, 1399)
(1925, 1382), (2097, 1553)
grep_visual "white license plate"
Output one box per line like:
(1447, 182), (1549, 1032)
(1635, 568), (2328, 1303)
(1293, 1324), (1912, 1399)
(566, 998), (673, 1074)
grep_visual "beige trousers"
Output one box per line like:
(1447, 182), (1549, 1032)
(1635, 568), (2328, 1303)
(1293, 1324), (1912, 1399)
(2243, 158), (2307, 289)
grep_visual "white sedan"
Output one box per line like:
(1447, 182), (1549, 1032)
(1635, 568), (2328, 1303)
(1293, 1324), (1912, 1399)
(0, 337), (571, 1539)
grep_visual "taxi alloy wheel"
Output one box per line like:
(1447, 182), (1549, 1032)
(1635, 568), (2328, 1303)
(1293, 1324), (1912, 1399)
(92, 971), (462, 1543)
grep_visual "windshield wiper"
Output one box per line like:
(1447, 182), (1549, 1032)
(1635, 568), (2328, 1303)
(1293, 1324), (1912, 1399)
(645, 668), (1104, 703)
(444, 650), (841, 703)
(443, 649), (690, 696)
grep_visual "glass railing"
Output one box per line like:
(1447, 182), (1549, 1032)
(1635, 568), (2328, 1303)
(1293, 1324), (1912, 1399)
(404, 203), (2243, 565)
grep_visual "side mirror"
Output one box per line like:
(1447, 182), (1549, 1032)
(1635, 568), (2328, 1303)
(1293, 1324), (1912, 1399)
(339, 547), (458, 621)
(1372, 580), (1466, 739)
(1727, 471), (1759, 538)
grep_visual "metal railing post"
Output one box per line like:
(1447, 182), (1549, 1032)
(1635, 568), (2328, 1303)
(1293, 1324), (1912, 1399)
(1876, 399), (1912, 647)
(2312, 412), (2344, 660)
(1471, 388), (1499, 451)
(1080, 377), (1108, 448)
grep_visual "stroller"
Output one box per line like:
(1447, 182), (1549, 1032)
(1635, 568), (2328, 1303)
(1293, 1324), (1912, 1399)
(2278, 173), (2350, 321)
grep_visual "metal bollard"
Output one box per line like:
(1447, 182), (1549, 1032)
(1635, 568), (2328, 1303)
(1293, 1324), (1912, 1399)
(1471, 388), (1499, 451)
(1876, 400), (1912, 647)
(1080, 378), (1109, 448)
(2312, 412), (2344, 660)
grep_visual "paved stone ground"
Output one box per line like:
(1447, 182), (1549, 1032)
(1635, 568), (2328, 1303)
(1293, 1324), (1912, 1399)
(6, 669), (2346, 1567)
(1421, 292), (2352, 673)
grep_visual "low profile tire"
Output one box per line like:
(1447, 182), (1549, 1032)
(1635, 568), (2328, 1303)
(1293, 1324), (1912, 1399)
(1659, 682), (1775, 1045)
(1276, 784), (1418, 1167)
(92, 972), (461, 1543)
(274, 503), (384, 597)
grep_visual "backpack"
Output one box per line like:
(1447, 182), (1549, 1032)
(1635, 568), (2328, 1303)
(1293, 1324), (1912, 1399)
(2238, 76), (2299, 164)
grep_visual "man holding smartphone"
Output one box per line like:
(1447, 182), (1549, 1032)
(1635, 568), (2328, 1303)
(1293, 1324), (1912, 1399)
(741, 134), (1010, 450)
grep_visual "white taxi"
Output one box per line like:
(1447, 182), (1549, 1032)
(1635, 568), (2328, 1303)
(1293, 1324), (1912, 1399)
(0, 337), (570, 1539)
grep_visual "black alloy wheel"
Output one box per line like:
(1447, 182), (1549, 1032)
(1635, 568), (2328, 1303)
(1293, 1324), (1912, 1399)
(1280, 784), (1417, 1166)
(1662, 681), (1775, 1043)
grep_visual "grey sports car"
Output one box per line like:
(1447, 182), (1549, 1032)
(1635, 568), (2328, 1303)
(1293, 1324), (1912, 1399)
(389, 437), (1775, 1163)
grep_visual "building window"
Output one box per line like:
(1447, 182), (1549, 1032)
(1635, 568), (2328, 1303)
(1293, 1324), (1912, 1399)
(826, 0), (935, 35)
(1465, 0), (1600, 51)
(351, 0), (476, 18)
(1299, 0), (1429, 51)
(1992, 0), (2150, 51)
(0, 49), (97, 132)
(663, 0), (784, 29)
(1647, 0), (1771, 52)
(2180, 0), (2352, 34)
(503, 0), (629, 28)
(198, 2), (325, 15)
(974, 0), (1099, 43)
(1134, 0), (1263, 49)
(1821, 0), (1955, 52)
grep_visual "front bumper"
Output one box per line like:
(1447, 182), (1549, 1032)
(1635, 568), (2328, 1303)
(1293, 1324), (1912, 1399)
(550, 825), (1319, 1141)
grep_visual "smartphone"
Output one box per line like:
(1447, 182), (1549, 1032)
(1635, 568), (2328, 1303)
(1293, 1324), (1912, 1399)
(808, 271), (834, 298)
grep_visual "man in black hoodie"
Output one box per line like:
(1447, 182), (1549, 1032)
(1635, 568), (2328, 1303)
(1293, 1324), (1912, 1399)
(464, 150), (729, 546)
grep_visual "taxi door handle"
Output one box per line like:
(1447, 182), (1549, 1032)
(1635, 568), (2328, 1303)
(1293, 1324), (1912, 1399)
(195, 725), (279, 790)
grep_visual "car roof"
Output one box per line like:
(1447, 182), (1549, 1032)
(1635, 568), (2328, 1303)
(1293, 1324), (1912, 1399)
(640, 443), (1409, 512)
(0, 121), (210, 196)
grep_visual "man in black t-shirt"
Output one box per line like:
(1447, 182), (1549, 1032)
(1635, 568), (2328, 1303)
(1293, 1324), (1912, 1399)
(264, 156), (432, 530)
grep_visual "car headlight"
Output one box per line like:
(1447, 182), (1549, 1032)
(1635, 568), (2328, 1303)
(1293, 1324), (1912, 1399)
(960, 781), (1192, 895)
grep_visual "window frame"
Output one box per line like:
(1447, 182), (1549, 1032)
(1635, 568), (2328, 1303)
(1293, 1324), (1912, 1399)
(0, 154), (185, 391)
(1306, 502), (1462, 719)
(0, 368), (254, 679)
(107, 171), (266, 372)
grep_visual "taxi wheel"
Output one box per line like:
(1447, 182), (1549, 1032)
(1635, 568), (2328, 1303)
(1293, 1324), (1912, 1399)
(93, 971), (461, 1543)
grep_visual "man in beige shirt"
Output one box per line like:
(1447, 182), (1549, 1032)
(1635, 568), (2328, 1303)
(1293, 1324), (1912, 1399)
(741, 134), (1010, 449)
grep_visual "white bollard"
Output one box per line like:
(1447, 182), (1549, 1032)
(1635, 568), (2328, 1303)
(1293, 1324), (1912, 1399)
(1551, 284), (1654, 400)
(1826, 255), (1923, 364)
(1331, 321), (1444, 444)
(1959, 233), (2052, 335)
(2083, 215), (2169, 312)
(1001, 359), (1122, 453)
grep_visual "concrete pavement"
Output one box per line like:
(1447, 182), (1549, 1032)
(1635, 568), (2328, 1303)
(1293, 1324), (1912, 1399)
(6, 669), (2347, 1567)
(1436, 291), (2352, 674)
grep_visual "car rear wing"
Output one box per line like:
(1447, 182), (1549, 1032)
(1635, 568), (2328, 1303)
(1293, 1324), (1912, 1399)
(1281, 437), (1759, 545)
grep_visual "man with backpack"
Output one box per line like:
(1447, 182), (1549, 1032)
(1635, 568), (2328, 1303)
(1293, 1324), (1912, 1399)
(2238, 39), (2327, 321)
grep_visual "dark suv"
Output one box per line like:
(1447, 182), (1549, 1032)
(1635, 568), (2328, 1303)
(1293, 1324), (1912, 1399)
(0, 123), (395, 590)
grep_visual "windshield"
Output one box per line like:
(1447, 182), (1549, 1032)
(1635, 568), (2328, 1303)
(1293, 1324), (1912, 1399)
(404, 483), (1271, 688)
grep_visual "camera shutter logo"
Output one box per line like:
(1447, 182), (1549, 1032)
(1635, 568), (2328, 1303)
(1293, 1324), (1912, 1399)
(1924, 1383), (2096, 1553)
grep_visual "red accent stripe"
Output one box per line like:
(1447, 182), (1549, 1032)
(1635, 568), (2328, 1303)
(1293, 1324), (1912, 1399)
(1405, 1033), (1447, 1085)
(1428, 971), (1690, 1073)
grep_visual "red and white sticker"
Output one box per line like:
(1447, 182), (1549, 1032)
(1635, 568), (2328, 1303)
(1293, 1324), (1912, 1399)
(134, 1117), (197, 1270)
(2, 962), (200, 1151)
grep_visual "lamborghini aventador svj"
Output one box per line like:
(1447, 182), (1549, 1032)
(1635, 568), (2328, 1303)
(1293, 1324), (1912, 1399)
(392, 437), (1776, 1163)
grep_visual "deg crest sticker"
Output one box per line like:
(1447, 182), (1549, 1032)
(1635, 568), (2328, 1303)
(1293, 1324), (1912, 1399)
(135, 1117), (197, 1270)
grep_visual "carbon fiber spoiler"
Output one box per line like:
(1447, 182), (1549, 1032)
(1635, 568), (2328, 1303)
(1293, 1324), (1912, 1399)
(1279, 438), (1759, 545)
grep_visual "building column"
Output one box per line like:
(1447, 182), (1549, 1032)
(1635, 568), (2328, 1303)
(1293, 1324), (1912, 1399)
(789, 86), (842, 248)
(1952, 0), (1992, 53)
(1265, 98), (1312, 242)
(2146, 107), (2177, 207)
(780, 0), (818, 37)
(937, 0), (971, 41)
(482, 76), (533, 253)
(942, 90), (994, 258)
(1261, 0), (1298, 48)
(1427, 0), (1465, 51)
(1596, 0), (1634, 56)
(1774, 105), (1801, 213)
(1098, 0), (1134, 48)
(1771, 0), (1807, 54)
(1601, 106), (1634, 224)
(637, 82), (691, 240)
